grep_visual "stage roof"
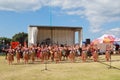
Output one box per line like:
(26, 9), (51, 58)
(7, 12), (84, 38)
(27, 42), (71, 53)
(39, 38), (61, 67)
(29, 25), (82, 29)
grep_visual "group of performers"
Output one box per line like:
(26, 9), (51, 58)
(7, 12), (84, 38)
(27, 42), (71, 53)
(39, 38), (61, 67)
(2, 43), (113, 65)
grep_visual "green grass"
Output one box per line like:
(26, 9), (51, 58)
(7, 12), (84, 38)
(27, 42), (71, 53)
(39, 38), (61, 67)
(0, 55), (120, 80)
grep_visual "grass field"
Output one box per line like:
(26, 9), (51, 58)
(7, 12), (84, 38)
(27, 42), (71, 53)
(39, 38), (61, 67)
(0, 54), (120, 80)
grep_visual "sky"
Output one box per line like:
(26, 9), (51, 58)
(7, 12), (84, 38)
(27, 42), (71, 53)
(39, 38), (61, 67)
(0, 0), (120, 41)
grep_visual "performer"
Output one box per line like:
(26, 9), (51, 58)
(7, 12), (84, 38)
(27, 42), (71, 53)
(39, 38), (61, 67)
(69, 46), (75, 62)
(40, 45), (49, 63)
(81, 44), (87, 62)
(54, 45), (60, 63)
(7, 46), (14, 65)
(44, 45), (49, 60)
(58, 46), (62, 61)
(36, 47), (41, 60)
(23, 45), (29, 64)
(15, 46), (21, 64)
(29, 46), (36, 63)
(105, 45), (112, 61)
(40, 45), (45, 63)
(75, 45), (82, 58)
(92, 45), (99, 62)
(48, 45), (54, 61)
(86, 44), (92, 59)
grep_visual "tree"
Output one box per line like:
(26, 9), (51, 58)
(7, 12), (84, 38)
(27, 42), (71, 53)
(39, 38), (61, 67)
(0, 37), (12, 45)
(12, 32), (28, 46)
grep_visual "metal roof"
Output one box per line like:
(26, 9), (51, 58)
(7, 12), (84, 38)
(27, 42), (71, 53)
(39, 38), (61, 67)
(29, 25), (82, 29)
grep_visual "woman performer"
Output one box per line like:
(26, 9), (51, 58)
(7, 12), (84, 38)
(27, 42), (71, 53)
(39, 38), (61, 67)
(75, 45), (82, 58)
(58, 46), (62, 61)
(86, 44), (92, 59)
(29, 46), (36, 63)
(44, 45), (49, 61)
(81, 44), (87, 62)
(36, 47), (41, 60)
(23, 45), (29, 64)
(48, 45), (54, 61)
(40, 45), (45, 63)
(61, 46), (69, 61)
(7, 46), (14, 65)
(92, 45), (99, 62)
(105, 45), (112, 61)
(54, 45), (60, 63)
(69, 46), (75, 62)
(15, 47), (21, 64)
(40, 45), (49, 63)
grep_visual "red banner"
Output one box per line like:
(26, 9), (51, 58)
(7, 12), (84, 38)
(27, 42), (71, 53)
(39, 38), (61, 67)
(11, 42), (19, 49)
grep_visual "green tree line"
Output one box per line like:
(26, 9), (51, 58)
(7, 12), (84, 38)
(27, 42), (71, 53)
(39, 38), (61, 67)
(0, 32), (28, 45)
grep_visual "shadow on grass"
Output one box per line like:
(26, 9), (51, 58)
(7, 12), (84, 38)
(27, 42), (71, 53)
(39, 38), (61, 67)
(97, 61), (120, 70)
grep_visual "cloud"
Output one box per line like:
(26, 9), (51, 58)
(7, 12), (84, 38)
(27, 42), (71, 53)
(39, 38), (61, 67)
(104, 27), (120, 37)
(0, 0), (43, 11)
(0, 0), (120, 33)
(49, 0), (120, 33)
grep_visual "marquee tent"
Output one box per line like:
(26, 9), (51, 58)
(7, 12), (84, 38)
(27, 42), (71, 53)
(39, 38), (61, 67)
(91, 34), (120, 45)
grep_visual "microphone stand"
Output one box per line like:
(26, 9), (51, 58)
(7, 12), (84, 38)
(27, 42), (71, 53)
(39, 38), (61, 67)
(41, 59), (49, 71)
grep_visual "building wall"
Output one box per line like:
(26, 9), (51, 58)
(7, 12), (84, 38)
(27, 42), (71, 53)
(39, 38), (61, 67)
(37, 28), (51, 43)
(52, 28), (74, 45)
(37, 28), (75, 45)
(28, 26), (82, 46)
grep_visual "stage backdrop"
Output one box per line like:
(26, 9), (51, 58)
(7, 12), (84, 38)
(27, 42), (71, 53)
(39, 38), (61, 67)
(28, 25), (82, 46)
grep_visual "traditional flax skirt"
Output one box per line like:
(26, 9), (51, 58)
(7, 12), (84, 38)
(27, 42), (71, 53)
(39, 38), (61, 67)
(7, 53), (14, 62)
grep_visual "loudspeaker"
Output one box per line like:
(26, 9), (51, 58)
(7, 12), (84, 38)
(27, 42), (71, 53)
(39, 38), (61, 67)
(86, 39), (90, 44)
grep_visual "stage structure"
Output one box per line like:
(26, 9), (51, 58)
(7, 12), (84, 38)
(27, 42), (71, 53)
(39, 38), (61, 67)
(28, 25), (83, 46)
